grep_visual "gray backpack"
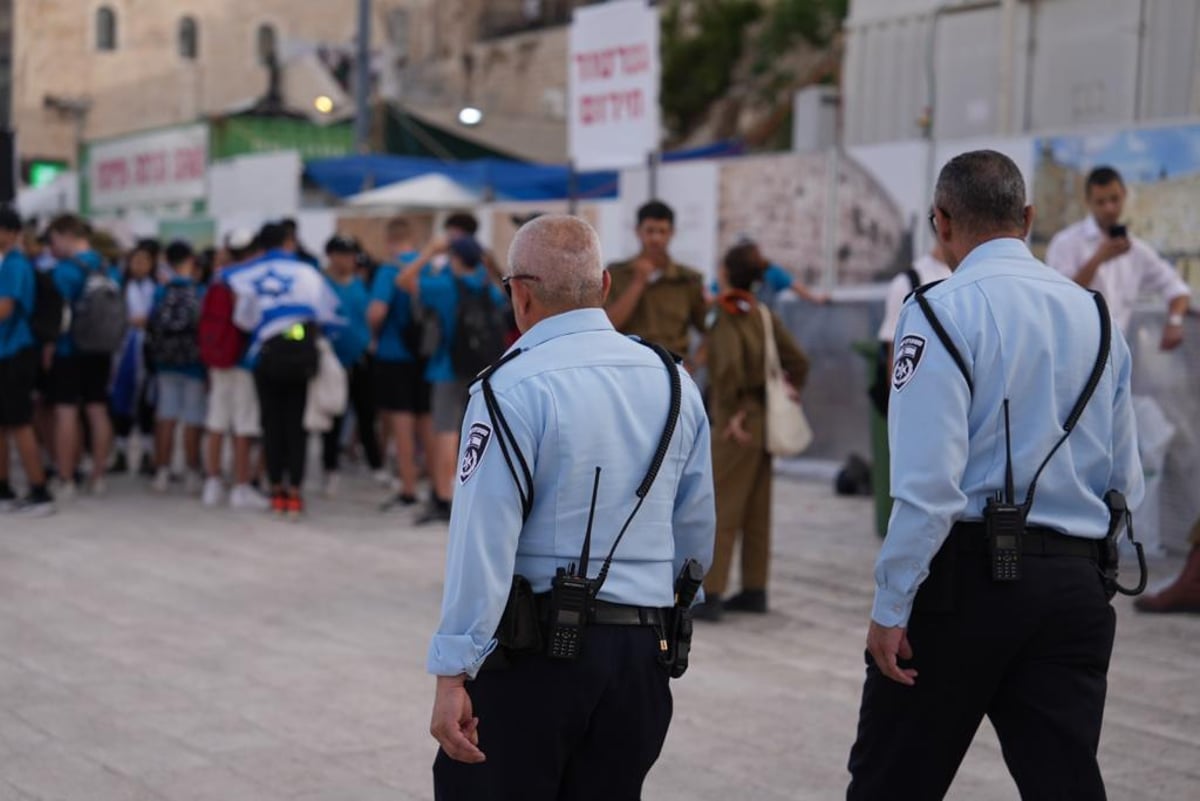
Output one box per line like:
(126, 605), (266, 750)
(70, 263), (128, 354)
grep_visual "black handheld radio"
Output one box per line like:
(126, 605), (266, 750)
(546, 468), (603, 661)
(985, 400), (1025, 582)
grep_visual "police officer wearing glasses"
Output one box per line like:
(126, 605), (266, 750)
(427, 214), (716, 801)
(847, 150), (1146, 800)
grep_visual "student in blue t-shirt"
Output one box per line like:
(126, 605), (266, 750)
(396, 234), (506, 523)
(367, 217), (434, 510)
(321, 235), (383, 495)
(0, 209), (53, 515)
(148, 241), (208, 494)
(45, 214), (116, 499)
(706, 237), (831, 308)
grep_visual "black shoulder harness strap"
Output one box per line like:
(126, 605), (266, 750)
(473, 339), (683, 529)
(1022, 291), (1111, 513)
(917, 288), (1113, 513)
(912, 281), (974, 393)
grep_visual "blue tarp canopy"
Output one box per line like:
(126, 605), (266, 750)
(306, 141), (744, 203)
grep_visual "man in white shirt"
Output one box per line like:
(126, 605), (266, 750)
(1045, 166), (1191, 350)
(878, 242), (952, 370)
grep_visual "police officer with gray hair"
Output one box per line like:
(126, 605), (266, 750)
(847, 150), (1146, 800)
(427, 214), (716, 800)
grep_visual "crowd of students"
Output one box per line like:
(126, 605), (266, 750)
(0, 209), (511, 521)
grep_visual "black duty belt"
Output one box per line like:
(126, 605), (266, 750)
(950, 522), (1101, 561)
(534, 594), (666, 628)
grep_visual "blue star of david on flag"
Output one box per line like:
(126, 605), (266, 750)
(252, 268), (294, 299)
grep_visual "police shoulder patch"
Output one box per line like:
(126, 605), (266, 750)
(892, 334), (927, 391)
(459, 422), (493, 485)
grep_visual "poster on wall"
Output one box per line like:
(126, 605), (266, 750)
(568, 0), (660, 172)
(87, 124), (209, 213)
(1033, 125), (1200, 267)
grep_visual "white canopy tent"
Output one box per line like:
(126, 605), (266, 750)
(344, 173), (483, 209)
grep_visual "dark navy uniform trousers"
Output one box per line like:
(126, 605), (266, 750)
(434, 626), (673, 801)
(848, 537), (1117, 800)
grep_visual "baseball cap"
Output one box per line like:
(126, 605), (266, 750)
(448, 236), (484, 267)
(225, 228), (256, 252)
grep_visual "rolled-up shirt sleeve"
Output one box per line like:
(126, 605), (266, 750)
(427, 386), (535, 678)
(1134, 242), (1191, 304)
(872, 299), (972, 628)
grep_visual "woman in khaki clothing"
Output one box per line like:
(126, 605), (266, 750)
(696, 244), (810, 621)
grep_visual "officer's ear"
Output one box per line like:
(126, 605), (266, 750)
(1021, 205), (1035, 241)
(600, 269), (612, 305)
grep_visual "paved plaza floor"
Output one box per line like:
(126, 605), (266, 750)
(0, 471), (1196, 800)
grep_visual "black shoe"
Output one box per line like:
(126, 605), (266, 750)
(0, 483), (15, 512)
(415, 499), (452, 525)
(692, 597), (724, 622)
(379, 493), (418, 512)
(12, 489), (55, 517)
(110, 451), (129, 475)
(724, 590), (768, 614)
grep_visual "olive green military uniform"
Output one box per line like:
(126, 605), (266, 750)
(704, 297), (809, 598)
(606, 260), (708, 356)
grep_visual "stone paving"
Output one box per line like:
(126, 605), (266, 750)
(0, 472), (1197, 800)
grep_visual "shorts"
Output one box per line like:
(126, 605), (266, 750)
(205, 367), (261, 437)
(48, 351), (112, 406)
(431, 380), (470, 434)
(374, 359), (431, 415)
(157, 372), (208, 427)
(0, 347), (38, 427)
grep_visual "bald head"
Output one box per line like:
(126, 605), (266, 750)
(507, 214), (605, 312)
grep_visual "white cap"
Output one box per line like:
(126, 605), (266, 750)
(225, 227), (256, 252)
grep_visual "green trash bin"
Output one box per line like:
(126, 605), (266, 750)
(854, 341), (892, 539)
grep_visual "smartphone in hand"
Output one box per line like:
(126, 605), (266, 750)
(1108, 224), (1128, 239)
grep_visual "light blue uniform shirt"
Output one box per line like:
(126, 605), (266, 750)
(370, 250), (421, 364)
(0, 249), (35, 358)
(875, 238), (1144, 628)
(427, 308), (716, 678)
(418, 263), (507, 384)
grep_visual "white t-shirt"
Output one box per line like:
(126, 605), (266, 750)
(877, 255), (953, 342)
(1045, 216), (1191, 333)
(125, 278), (157, 322)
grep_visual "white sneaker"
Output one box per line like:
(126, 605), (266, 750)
(323, 473), (340, 498)
(230, 484), (271, 512)
(88, 478), (107, 497)
(53, 480), (77, 504)
(151, 468), (171, 494)
(184, 471), (203, 495)
(372, 469), (394, 487)
(201, 477), (225, 507)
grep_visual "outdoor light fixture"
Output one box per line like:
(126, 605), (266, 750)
(458, 106), (484, 127)
(314, 95), (335, 114)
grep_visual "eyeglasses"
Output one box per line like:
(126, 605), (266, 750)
(502, 273), (541, 299)
(928, 207), (950, 234)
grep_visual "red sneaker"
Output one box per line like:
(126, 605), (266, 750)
(286, 493), (304, 520)
(271, 492), (287, 516)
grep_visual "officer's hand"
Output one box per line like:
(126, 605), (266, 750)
(1095, 236), (1131, 264)
(866, 621), (918, 687)
(430, 675), (486, 764)
(1161, 323), (1184, 352)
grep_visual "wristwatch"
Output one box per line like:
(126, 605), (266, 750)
(1167, 314), (1185, 327)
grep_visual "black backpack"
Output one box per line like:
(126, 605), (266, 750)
(30, 270), (65, 343)
(147, 283), (201, 367)
(451, 280), (506, 379)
